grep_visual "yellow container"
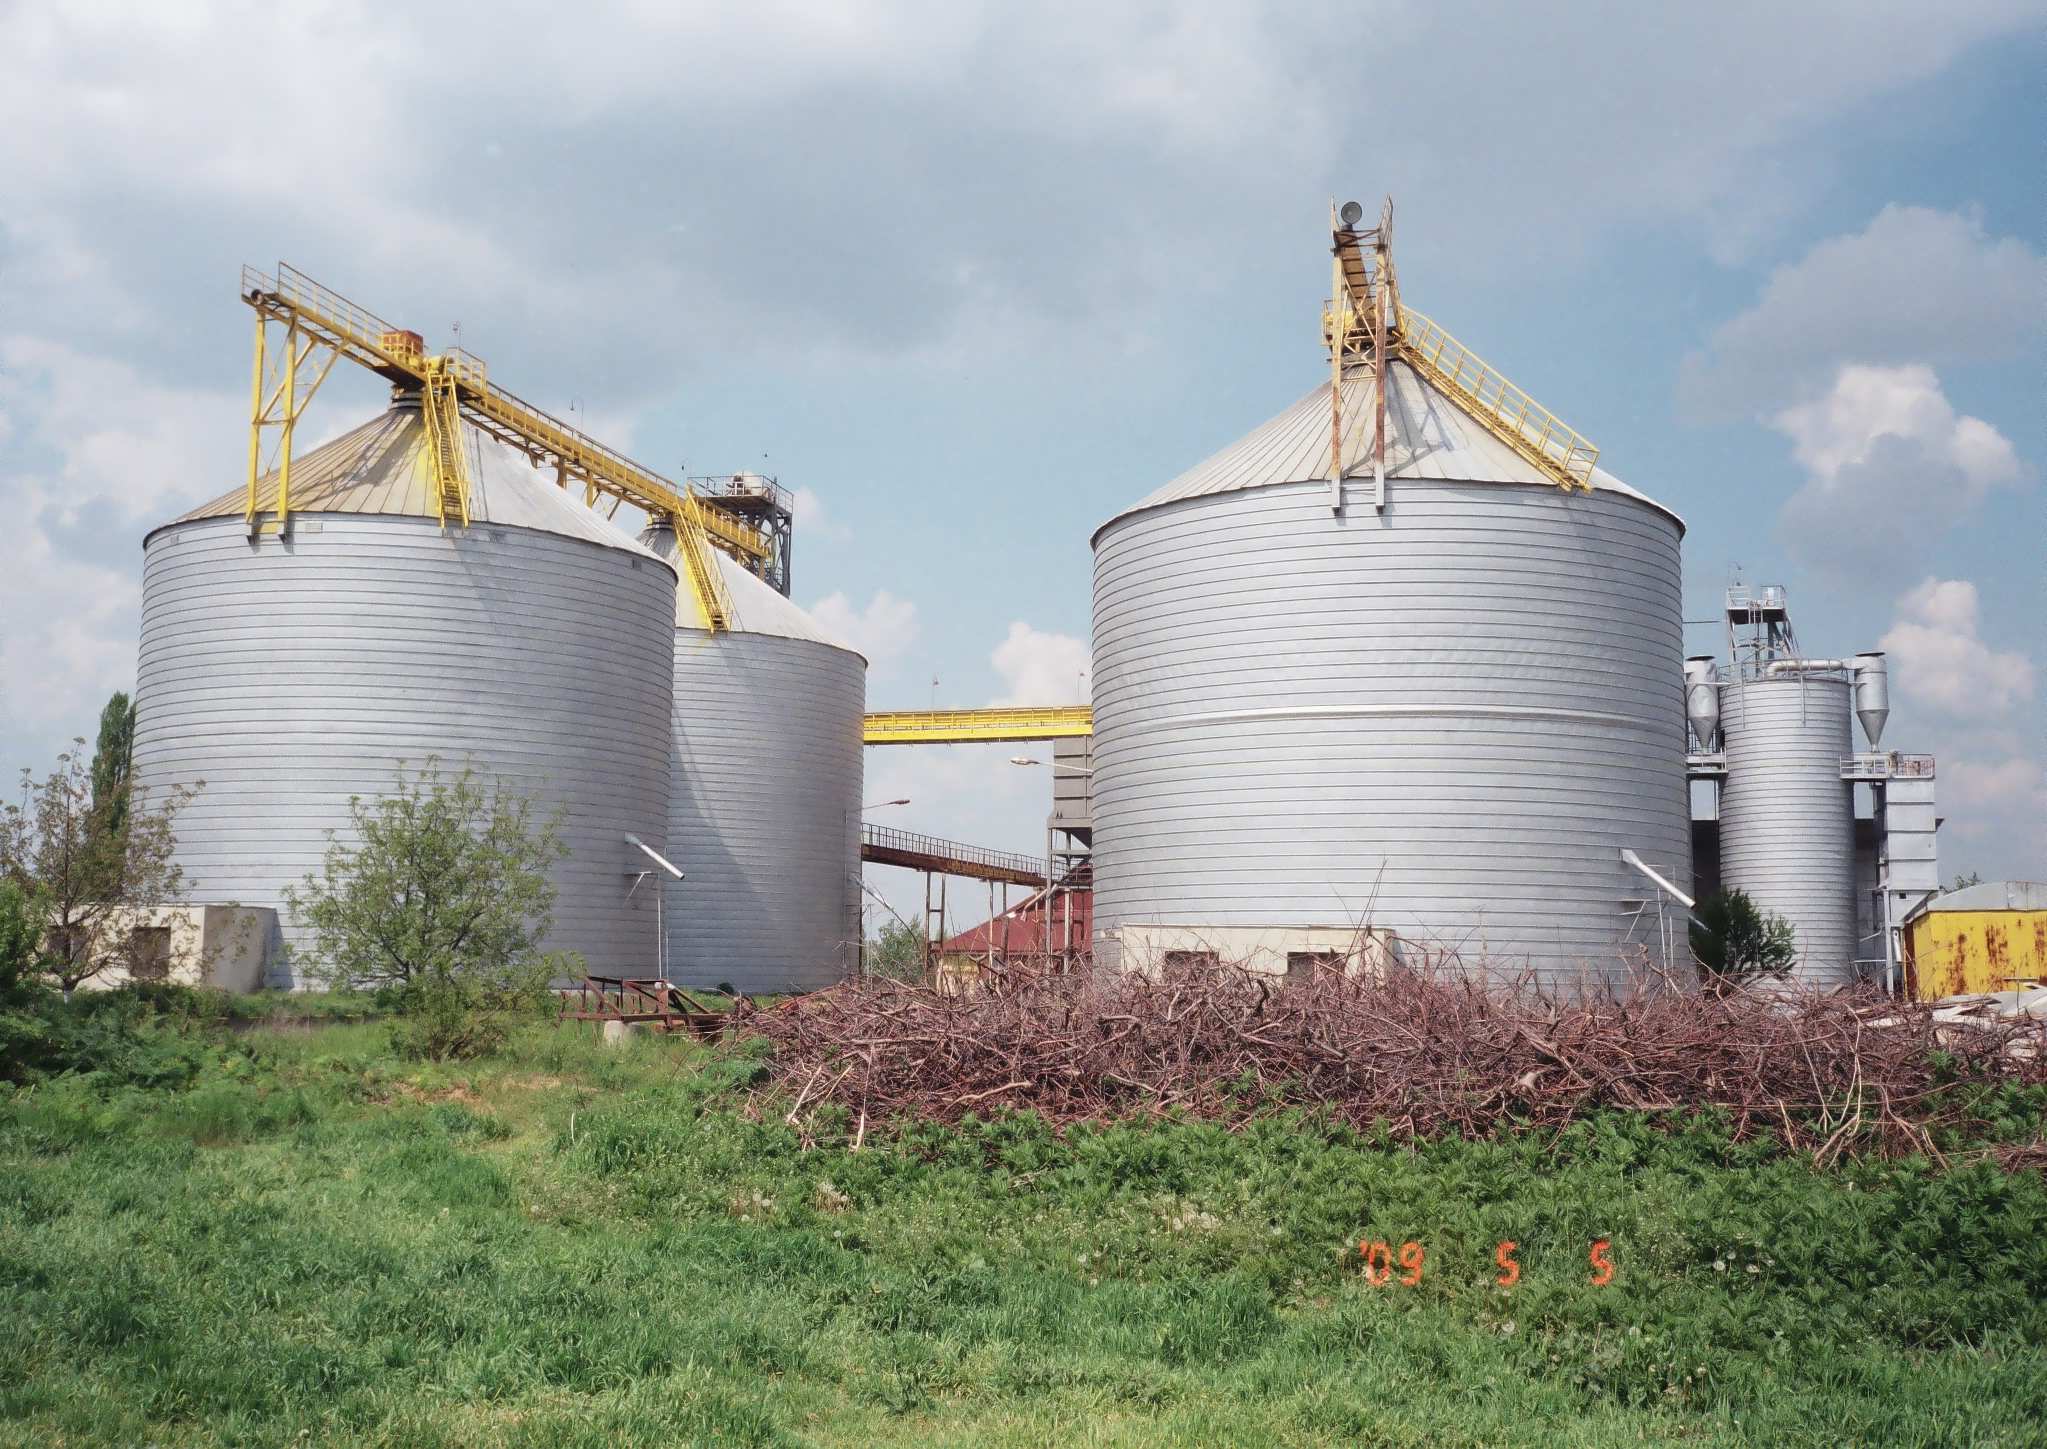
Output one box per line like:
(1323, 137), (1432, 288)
(1903, 882), (2047, 1000)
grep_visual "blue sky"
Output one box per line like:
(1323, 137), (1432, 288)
(2, 3), (2040, 936)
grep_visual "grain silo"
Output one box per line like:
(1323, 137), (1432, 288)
(1088, 204), (1692, 989)
(1717, 676), (1856, 981)
(640, 526), (866, 994)
(1708, 582), (1910, 985)
(132, 394), (678, 985)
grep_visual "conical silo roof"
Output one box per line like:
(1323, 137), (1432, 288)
(1095, 357), (1682, 541)
(639, 525), (863, 657)
(155, 397), (673, 565)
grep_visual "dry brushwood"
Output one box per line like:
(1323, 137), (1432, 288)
(732, 958), (2047, 1166)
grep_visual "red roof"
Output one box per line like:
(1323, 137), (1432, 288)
(940, 864), (1092, 954)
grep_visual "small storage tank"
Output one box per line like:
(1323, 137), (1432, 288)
(641, 528), (865, 994)
(1717, 676), (1857, 983)
(132, 396), (677, 985)
(1090, 359), (1693, 990)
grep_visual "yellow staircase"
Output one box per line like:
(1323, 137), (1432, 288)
(674, 495), (736, 631)
(1395, 307), (1599, 492)
(420, 360), (472, 527)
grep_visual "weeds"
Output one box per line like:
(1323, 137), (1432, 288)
(1, 1010), (2043, 1447)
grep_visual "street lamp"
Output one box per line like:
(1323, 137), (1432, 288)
(863, 797), (912, 810)
(1008, 756), (1093, 774)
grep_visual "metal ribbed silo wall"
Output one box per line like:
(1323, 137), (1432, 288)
(1090, 478), (1692, 991)
(131, 515), (676, 986)
(1717, 678), (1856, 983)
(663, 630), (864, 994)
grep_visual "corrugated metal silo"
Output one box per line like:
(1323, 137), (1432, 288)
(132, 396), (677, 985)
(1090, 360), (1693, 989)
(641, 528), (866, 994)
(1717, 677), (1857, 983)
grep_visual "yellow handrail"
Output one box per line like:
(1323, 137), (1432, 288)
(1395, 306), (1598, 491)
(241, 263), (763, 630)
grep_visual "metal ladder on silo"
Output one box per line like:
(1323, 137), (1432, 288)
(420, 359), (472, 528)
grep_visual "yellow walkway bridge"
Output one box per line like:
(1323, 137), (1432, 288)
(862, 706), (1092, 745)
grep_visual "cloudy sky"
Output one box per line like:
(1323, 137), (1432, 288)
(2, 2), (2040, 936)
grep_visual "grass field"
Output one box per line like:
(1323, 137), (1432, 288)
(3, 998), (2045, 1447)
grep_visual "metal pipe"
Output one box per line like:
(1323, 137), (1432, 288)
(1620, 848), (1695, 910)
(1762, 659), (1857, 676)
(1763, 655), (1889, 750)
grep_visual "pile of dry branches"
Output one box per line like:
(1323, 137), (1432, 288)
(735, 959), (2047, 1165)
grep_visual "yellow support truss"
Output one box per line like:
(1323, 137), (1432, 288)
(240, 263), (764, 629)
(863, 707), (1093, 745)
(1321, 201), (1600, 497)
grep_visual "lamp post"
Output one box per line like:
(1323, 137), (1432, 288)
(1010, 758), (1094, 968)
(851, 799), (911, 978)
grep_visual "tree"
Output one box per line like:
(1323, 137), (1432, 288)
(284, 760), (569, 1056)
(1688, 889), (1798, 989)
(866, 917), (926, 983)
(89, 692), (137, 839)
(0, 879), (58, 1080)
(0, 743), (196, 994)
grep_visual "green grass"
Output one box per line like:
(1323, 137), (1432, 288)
(2, 1003), (2044, 1447)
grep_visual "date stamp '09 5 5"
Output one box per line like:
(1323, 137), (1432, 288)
(1355, 1238), (1614, 1288)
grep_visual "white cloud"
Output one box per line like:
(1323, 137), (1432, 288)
(1772, 364), (2024, 576)
(809, 589), (918, 677)
(1772, 363), (2019, 491)
(1944, 756), (2044, 812)
(1683, 205), (2044, 416)
(1938, 752), (2047, 866)
(0, 484), (141, 750)
(791, 485), (849, 542)
(0, 335), (247, 766)
(991, 622), (1089, 706)
(1879, 577), (2035, 716)
(0, 335), (245, 522)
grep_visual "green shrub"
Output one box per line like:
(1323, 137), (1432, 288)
(383, 957), (560, 1063)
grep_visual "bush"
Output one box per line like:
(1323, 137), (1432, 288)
(383, 955), (563, 1062)
(0, 987), (211, 1090)
(1689, 888), (1798, 986)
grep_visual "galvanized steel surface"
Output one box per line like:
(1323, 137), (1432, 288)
(132, 507), (677, 986)
(168, 402), (676, 557)
(1718, 677), (1857, 984)
(1091, 475), (1692, 988)
(662, 621), (865, 994)
(1099, 360), (1678, 538)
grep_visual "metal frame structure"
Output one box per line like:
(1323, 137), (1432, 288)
(559, 975), (730, 1038)
(1326, 199), (1396, 511)
(1324, 199), (1599, 498)
(859, 824), (1045, 887)
(240, 263), (773, 630)
(862, 706), (1093, 745)
(688, 473), (796, 596)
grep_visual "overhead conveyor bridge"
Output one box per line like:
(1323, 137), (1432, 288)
(862, 706), (1092, 745)
(860, 825), (1045, 887)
